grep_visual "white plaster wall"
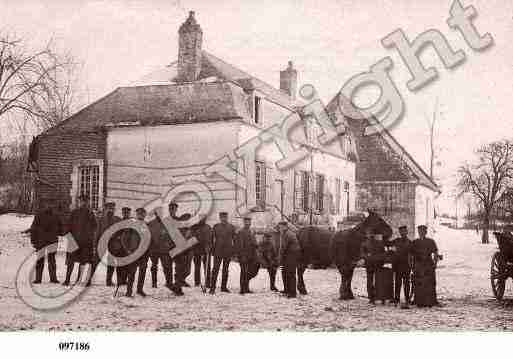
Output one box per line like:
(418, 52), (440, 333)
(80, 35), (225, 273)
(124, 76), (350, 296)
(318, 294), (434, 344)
(106, 122), (240, 222)
(415, 184), (438, 236)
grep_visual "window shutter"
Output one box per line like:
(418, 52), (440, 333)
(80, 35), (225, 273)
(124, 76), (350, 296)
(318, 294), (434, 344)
(265, 163), (273, 209)
(294, 171), (301, 211)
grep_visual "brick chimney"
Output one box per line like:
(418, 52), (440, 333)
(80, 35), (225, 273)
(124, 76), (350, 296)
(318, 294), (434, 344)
(177, 11), (203, 82)
(280, 61), (297, 100)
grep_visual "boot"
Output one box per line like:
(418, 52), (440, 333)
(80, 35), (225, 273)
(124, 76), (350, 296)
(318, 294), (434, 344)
(106, 265), (114, 286)
(125, 289), (133, 297)
(48, 253), (59, 283)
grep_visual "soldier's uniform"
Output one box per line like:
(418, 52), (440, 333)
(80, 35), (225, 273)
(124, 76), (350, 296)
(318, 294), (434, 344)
(191, 219), (213, 287)
(234, 221), (258, 294)
(64, 199), (98, 286)
(278, 225), (301, 298)
(361, 234), (386, 304)
(148, 218), (175, 289)
(123, 208), (149, 297)
(260, 232), (279, 291)
(391, 227), (412, 305)
(210, 213), (236, 294)
(97, 203), (122, 286)
(30, 203), (62, 283)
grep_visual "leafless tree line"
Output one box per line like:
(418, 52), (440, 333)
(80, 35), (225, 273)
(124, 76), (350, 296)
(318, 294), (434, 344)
(0, 33), (80, 212)
(458, 140), (513, 244)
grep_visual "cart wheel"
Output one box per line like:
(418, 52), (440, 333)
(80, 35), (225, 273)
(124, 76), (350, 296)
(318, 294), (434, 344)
(491, 252), (506, 300)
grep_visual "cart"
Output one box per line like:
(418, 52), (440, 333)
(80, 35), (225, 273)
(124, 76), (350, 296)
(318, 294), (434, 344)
(490, 232), (513, 300)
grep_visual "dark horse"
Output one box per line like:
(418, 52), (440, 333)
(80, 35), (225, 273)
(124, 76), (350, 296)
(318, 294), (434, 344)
(292, 211), (392, 295)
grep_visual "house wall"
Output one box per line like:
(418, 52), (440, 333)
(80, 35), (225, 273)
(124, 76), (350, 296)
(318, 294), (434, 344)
(106, 121), (239, 221)
(415, 184), (437, 236)
(238, 122), (356, 229)
(36, 131), (107, 214)
(356, 181), (416, 238)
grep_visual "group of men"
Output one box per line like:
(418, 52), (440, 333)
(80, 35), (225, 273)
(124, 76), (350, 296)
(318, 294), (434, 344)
(28, 195), (302, 298)
(336, 223), (441, 309)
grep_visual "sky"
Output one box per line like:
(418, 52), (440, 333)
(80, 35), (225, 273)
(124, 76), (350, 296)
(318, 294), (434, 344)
(1, 0), (512, 214)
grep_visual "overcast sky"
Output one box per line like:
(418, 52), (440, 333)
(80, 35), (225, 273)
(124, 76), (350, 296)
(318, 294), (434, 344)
(1, 0), (512, 214)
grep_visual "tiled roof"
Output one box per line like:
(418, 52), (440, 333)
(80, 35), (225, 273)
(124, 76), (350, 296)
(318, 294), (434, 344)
(42, 81), (251, 136)
(326, 94), (440, 193)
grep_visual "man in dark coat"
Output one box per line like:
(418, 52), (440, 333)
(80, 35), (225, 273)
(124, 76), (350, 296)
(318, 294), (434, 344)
(96, 202), (122, 286)
(63, 195), (98, 286)
(29, 201), (62, 284)
(170, 202), (193, 288)
(391, 225), (413, 308)
(260, 232), (279, 291)
(278, 221), (301, 298)
(148, 203), (183, 296)
(209, 212), (236, 294)
(190, 215), (213, 287)
(332, 220), (363, 300)
(234, 217), (258, 294)
(361, 229), (386, 304)
(123, 208), (150, 297)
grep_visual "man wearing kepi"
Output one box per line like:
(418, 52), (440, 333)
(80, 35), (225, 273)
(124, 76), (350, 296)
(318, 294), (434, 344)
(123, 208), (150, 297)
(391, 225), (412, 308)
(234, 217), (258, 294)
(278, 221), (300, 298)
(29, 200), (62, 284)
(97, 202), (121, 286)
(63, 194), (97, 286)
(210, 212), (236, 294)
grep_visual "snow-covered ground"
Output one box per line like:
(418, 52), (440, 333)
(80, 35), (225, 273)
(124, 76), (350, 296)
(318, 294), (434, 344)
(1, 213), (512, 331)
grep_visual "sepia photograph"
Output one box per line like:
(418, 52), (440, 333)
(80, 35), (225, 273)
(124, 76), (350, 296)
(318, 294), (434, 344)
(0, 0), (512, 355)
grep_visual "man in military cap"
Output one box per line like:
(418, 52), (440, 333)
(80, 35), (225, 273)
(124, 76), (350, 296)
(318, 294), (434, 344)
(361, 228), (386, 304)
(391, 225), (413, 308)
(124, 208), (150, 297)
(29, 200), (62, 284)
(148, 202), (183, 296)
(278, 221), (300, 298)
(260, 231), (279, 291)
(234, 217), (258, 294)
(98, 202), (122, 286)
(210, 212), (236, 294)
(190, 214), (213, 288)
(170, 202), (194, 289)
(63, 194), (98, 286)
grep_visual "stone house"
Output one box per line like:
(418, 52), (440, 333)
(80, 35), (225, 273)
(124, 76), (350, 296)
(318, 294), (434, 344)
(32, 11), (358, 230)
(327, 97), (441, 237)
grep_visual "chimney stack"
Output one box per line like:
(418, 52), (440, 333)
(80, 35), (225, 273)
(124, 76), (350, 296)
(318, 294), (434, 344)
(280, 61), (297, 100)
(177, 11), (203, 82)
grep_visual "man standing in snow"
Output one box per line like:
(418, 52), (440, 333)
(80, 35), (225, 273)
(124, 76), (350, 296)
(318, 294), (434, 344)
(278, 221), (300, 298)
(234, 217), (258, 294)
(391, 225), (413, 308)
(97, 202), (122, 286)
(123, 208), (150, 297)
(210, 212), (236, 294)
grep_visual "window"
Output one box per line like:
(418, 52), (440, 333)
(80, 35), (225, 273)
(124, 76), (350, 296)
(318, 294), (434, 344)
(255, 161), (266, 208)
(315, 174), (325, 212)
(254, 96), (262, 125)
(301, 171), (310, 212)
(79, 165), (100, 210)
(335, 178), (342, 215)
(344, 181), (350, 215)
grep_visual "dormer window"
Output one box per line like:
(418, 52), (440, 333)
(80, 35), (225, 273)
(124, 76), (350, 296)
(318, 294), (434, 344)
(254, 95), (262, 125)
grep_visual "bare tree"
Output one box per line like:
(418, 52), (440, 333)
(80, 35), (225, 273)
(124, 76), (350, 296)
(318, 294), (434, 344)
(0, 33), (78, 131)
(458, 140), (513, 243)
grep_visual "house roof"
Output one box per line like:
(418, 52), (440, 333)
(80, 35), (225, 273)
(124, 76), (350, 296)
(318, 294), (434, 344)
(42, 81), (251, 136)
(42, 50), (301, 137)
(326, 94), (440, 193)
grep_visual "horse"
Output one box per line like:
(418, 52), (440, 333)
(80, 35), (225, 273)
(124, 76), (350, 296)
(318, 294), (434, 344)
(292, 210), (392, 295)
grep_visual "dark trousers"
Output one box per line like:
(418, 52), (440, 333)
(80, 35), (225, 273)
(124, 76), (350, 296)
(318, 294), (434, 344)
(338, 265), (355, 299)
(366, 267), (377, 301)
(174, 251), (192, 286)
(239, 261), (250, 293)
(268, 267), (277, 290)
(210, 256), (230, 291)
(394, 268), (411, 303)
(34, 247), (58, 282)
(126, 255), (148, 294)
(282, 254), (298, 297)
(150, 253), (173, 287)
(193, 253), (211, 287)
(106, 262), (128, 286)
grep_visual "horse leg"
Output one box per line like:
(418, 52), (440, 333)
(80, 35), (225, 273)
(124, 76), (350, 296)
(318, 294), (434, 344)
(297, 265), (307, 295)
